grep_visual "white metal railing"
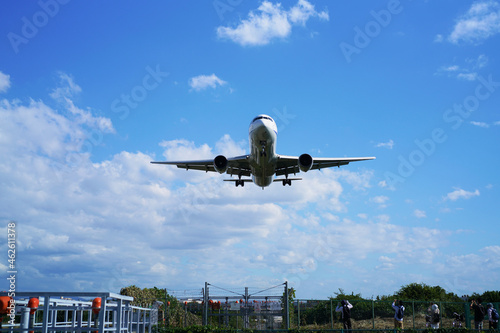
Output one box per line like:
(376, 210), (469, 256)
(0, 292), (156, 333)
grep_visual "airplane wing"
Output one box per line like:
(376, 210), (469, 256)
(150, 155), (252, 177)
(275, 155), (375, 176)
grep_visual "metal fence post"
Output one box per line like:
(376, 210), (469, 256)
(372, 299), (375, 329)
(331, 299), (334, 329)
(20, 307), (30, 332)
(412, 300), (415, 329)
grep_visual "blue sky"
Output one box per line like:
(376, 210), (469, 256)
(1, 0), (499, 299)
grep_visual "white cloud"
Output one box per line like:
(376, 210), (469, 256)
(50, 72), (114, 133)
(3, 72), (498, 298)
(376, 256), (395, 270)
(50, 72), (82, 100)
(288, 0), (329, 25)
(370, 195), (389, 208)
(375, 139), (394, 149)
(434, 34), (444, 43)
(414, 209), (427, 218)
(442, 65), (460, 72)
(0, 71), (11, 93)
(436, 55), (488, 81)
(444, 188), (480, 201)
(470, 121), (490, 128)
(216, 0), (328, 46)
(448, 1), (500, 44)
(188, 74), (227, 91)
(457, 72), (478, 81)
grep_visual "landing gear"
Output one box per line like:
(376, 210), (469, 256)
(260, 141), (267, 157)
(282, 179), (292, 186)
(235, 174), (244, 187)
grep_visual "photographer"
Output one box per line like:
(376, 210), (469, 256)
(335, 300), (353, 331)
(392, 300), (405, 329)
(470, 298), (486, 329)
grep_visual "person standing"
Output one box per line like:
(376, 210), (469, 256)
(487, 303), (499, 330)
(426, 302), (434, 328)
(392, 300), (404, 329)
(430, 303), (440, 329)
(471, 298), (486, 330)
(335, 300), (353, 331)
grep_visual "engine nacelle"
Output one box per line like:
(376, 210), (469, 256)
(298, 153), (313, 172)
(213, 155), (228, 174)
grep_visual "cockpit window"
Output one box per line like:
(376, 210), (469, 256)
(252, 115), (274, 122)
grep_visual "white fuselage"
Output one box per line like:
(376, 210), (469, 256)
(248, 115), (278, 187)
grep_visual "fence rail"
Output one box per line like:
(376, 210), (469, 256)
(0, 292), (157, 333)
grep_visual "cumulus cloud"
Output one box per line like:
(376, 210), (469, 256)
(0, 71), (11, 93)
(448, 1), (500, 44)
(1, 73), (387, 295)
(216, 0), (329, 46)
(444, 188), (480, 201)
(188, 74), (227, 91)
(3, 72), (497, 297)
(435, 245), (500, 294)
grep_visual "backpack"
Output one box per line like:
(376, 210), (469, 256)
(396, 306), (404, 320)
(492, 308), (500, 321)
(432, 312), (440, 323)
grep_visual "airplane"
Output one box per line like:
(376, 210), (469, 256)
(151, 115), (375, 189)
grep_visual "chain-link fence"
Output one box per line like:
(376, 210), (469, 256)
(293, 299), (500, 330)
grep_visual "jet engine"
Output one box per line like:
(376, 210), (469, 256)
(213, 155), (228, 174)
(298, 153), (313, 172)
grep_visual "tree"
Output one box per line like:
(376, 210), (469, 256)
(395, 283), (462, 302)
(480, 291), (500, 303)
(120, 285), (178, 307)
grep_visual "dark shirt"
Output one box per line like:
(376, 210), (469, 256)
(472, 303), (485, 321)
